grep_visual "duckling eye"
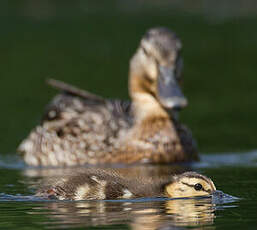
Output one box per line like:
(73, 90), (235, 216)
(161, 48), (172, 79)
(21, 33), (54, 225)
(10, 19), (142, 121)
(194, 183), (203, 191)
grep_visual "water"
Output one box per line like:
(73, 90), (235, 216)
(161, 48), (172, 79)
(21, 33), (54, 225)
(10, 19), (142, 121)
(0, 152), (256, 229)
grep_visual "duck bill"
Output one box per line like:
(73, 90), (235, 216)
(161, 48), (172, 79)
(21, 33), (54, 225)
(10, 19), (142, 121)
(157, 66), (187, 110)
(211, 190), (224, 197)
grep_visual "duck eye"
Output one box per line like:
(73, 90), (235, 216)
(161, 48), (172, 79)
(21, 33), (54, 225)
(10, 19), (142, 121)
(194, 183), (202, 191)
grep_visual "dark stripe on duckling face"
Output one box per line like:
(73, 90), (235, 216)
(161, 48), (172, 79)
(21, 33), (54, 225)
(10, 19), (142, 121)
(181, 182), (212, 194)
(177, 172), (216, 191)
(164, 172), (216, 198)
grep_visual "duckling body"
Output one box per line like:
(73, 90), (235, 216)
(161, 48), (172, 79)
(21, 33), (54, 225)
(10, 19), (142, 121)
(18, 27), (198, 166)
(36, 170), (216, 200)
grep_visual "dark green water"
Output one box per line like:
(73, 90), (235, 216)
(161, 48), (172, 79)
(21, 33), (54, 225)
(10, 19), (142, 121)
(0, 1), (257, 229)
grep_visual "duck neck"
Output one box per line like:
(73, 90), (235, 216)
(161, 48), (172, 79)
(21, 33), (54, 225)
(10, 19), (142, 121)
(130, 92), (169, 124)
(129, 53), (170, 124)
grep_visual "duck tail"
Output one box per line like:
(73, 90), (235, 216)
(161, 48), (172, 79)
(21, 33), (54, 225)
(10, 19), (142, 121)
(46, 78), (105, 103)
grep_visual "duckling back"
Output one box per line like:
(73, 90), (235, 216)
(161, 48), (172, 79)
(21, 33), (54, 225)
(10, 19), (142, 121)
(36, 169), (163, 200)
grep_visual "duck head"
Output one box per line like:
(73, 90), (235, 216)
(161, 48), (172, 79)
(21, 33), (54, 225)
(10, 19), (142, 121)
(164, 172), (216, 198)
(129, 27), (187, 113)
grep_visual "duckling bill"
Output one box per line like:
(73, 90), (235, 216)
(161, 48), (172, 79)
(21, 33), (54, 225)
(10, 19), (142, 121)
(36, 171), (216, 201)
(18, 27), (198, 166)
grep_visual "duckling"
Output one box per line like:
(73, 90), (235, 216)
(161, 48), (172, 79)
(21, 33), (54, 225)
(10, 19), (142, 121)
(18, 27), (198, 166)
(36, 171), (216, 200)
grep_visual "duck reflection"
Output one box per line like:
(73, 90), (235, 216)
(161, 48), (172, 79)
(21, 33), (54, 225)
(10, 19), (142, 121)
(30, 197), (215, 229)
(165, 198), (215, 226)
(131, 198), (215, 230)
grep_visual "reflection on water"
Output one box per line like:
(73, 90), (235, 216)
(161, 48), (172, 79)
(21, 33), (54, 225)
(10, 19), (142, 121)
(27, 198), (216, 229)
(199, 150), (257, 167)
(165, 198), (215, 227)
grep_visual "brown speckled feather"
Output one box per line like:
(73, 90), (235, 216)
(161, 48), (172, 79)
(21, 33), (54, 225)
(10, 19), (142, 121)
(19, 92), (133, 166)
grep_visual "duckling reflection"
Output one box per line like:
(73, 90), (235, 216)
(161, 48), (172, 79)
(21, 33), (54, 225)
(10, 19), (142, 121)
(18, 27), (198, 167)
(131, 198), (216, 230)
(165, 198), (215, 226)
(31, 196), (216, 229)
(35, 170), (216, 200)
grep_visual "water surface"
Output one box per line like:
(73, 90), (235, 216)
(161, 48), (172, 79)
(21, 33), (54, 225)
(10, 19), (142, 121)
(0, 151), (256, 229)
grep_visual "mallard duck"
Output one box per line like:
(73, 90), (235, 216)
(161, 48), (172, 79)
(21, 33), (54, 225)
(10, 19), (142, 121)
(18, 27), (198, 166)
(36, 170), (216, 200)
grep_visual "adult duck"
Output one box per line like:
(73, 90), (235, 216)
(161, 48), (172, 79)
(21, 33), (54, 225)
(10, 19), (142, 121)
(18, 27), (198, 166)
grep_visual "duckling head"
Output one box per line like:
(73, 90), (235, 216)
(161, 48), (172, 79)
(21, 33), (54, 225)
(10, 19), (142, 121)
(129, 27), (187, 112)
(164, 172), (216, 198)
